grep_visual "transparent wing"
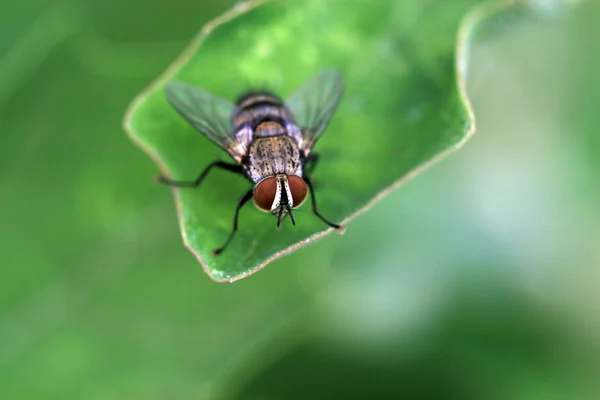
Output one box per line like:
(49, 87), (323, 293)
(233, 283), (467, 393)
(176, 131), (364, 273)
(165, 81), (245, 161)
(285, 69), (345, 153)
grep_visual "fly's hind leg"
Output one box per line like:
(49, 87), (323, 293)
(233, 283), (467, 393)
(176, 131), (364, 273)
(156, 161), (244, 187)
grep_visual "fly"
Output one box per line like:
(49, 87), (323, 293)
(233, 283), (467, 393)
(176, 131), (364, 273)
(157, 69), (345, 255)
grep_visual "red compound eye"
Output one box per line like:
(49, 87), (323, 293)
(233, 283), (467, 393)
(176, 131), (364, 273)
(253, 177), (277, 211)
(287, 175), (308, 209)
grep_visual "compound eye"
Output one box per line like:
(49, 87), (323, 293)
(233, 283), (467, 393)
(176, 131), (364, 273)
(253, 177), (277, 211)
(287, 175), (308, 209)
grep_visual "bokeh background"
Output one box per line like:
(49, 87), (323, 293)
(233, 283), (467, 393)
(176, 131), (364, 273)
(1, 0), (599, 399)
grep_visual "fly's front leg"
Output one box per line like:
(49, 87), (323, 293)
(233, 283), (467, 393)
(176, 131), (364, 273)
(156, 161), (244, 187)
(302, 152), (320, 178)
(303, 176), (345, 234)
(212, 188), (253, 256)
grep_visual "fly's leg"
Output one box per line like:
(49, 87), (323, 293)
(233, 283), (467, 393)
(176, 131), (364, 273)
(156, 161), (244, 187)
(302, 152), (319, 178)
(303, 176), (345, 234)
(212, 188), (253, 256)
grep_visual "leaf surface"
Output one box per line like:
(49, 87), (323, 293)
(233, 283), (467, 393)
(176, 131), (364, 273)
(125, 0), (478, 281)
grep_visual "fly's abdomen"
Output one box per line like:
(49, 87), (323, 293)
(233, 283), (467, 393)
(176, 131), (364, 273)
(232, 91), (294, 136)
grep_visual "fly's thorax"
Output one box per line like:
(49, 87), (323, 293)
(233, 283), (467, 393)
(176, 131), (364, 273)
(246, 135), (302, 183)
(253, 174), (308, 213)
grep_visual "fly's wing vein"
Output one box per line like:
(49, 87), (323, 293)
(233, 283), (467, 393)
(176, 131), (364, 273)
(165, 81), (247, 161)
(285, 69), (345, 154)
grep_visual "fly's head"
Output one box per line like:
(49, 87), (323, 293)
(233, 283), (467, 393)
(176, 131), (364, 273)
(253, 174), (308, 227)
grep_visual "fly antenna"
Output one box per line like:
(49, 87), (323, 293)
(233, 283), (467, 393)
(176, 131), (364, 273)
(277, 179), (288, 228)
(277, 204), (284, 227)
(288, 207), (296, 226)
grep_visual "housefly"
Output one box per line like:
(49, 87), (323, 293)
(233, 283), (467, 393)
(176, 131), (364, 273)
(158, 69), (345, 256)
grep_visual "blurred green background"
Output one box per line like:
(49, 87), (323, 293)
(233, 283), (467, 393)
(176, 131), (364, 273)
(1, 0), (600, 399)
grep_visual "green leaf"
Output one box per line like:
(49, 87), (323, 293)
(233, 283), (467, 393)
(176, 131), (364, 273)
(124, 0), (477, 282)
